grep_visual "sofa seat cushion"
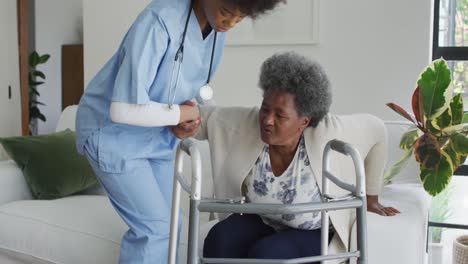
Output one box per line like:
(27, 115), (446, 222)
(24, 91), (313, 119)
(0, 195), (126, 264)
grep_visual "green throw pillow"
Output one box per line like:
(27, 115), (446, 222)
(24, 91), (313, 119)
(0, 129), (98, 199)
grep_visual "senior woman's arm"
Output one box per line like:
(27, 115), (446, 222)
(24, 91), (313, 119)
(364, 115), (386, 196)
(364, 114), (400, 216)
(193, 105), (217, 141)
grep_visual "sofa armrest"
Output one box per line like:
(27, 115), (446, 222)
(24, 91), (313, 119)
(350, 183), (431, 264)
(0, 160), (32, 205)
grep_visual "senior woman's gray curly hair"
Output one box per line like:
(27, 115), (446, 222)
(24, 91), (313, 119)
(258, 52), (332, 127)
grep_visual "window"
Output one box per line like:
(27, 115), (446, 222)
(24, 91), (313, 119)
(433, 0), (468, 56)
(433, 0), (468, 173)
(430, 3), (468, 264)
(433, 0), (467, 93)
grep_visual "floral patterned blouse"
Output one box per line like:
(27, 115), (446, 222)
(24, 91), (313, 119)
(242, 136), (322, 230)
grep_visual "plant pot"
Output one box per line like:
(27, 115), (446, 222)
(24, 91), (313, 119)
(453, 235), (468, 264)
(429, 242), (444, 264)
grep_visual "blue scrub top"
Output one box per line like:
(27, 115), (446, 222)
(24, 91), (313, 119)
(76, 0), (225, 173)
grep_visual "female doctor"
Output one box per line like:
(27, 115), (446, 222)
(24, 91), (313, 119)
(76, 0), (284, 263)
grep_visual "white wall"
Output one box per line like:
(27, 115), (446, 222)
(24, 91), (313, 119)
(35, 0), (82, 134)
(83, 0), (432, 120)
(83, 0), (150, 85)
(0, 0), (22, 160)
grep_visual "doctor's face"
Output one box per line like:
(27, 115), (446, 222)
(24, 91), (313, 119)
(203, 0), (247, 32)
(259, 90), (310, 147)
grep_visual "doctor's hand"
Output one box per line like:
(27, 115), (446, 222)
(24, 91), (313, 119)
(170, 101), (201, 139)
(366, 195), (400, 216)
(179, 100), (200, 123)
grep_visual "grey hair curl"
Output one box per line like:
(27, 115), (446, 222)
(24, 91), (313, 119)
(258, 52), (332, 127)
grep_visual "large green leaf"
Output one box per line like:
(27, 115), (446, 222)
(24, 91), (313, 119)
(400, 128), (419, 150)
(461, 156), (467, 165)
(414, 133), (441, 169)
(418, 59), (452, 120)
(420, 151), (453, 196)
(443, 142), (459, 169)
(451, 134), (468, 156)
(442, 123), (468, 136)
(450, 93), (463, 125)
(444, 141), (467, 172)
(432, 107), (452, 130)
(384, 148), (413, 184)
(463, 113), (468, 124)
(426, 119), (440, 134)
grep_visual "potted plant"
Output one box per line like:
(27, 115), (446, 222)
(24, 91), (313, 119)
(453, 235), (468, 264)
(428, 185), (453, 264)
(386, 58), (468, 196)
(29, 51), (50, 135)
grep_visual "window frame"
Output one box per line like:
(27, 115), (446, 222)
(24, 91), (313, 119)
(428, 1), (468, 250)
(432, 0), (468, 60)
(432, 0), (468, 176)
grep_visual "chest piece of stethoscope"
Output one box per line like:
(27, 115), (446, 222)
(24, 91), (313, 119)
(199, 84), (213, 101)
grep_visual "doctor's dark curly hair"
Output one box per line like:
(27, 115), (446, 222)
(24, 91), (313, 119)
(232, 0), (286, 19)
(258, 52), (332, 128)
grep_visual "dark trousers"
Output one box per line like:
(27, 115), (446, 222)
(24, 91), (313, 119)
(203, 214), (321, 263)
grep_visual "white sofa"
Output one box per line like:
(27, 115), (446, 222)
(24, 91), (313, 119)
(0, 106), (431, 264)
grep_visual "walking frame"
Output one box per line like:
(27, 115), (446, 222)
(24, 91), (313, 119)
(168, 139), (368, 264)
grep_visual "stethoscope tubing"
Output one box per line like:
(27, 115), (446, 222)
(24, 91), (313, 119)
(168, 1), (217, 108)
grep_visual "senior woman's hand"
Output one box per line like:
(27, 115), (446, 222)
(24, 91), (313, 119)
(366, 195), (400, 216)
(170, 101), (202, 139)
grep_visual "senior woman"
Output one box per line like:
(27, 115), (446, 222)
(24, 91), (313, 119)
(171, 52), (400, 262)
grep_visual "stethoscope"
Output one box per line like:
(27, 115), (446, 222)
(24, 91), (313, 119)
(168, 2), (217, 108)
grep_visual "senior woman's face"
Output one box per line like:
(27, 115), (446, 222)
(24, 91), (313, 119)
(259, 90), (310, 146)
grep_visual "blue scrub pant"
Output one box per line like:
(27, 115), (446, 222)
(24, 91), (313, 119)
(203, 214), (321, 263)
(84, 141), (180, 264)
